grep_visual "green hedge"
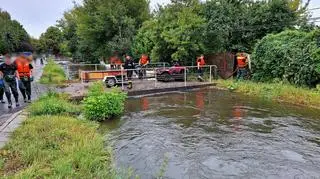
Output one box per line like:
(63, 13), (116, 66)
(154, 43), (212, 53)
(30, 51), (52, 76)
(252, 30), (320, 87)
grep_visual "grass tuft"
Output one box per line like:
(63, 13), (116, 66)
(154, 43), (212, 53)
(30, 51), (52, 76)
(216, 79), (320, 108)
(40, 59), (66, 84)
(0, 116), (115, 178)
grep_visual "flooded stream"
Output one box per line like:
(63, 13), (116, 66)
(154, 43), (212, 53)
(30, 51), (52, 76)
(101, 89), (320, 179)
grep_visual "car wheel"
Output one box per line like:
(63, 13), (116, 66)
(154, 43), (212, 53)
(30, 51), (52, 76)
(163, 73), (171, 82)
(106, 78), (116, 88)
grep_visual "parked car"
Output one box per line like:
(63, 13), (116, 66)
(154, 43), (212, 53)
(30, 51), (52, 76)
(0, 55), (4, 63)
(139, 62), (170, 79)
(156, 65), (186, 82)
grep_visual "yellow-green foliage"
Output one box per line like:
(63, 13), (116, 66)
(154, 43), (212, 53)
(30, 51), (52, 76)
(0, 116), (114, 178)
(217, 80), (320, 108)
(40, 59), (66, 84)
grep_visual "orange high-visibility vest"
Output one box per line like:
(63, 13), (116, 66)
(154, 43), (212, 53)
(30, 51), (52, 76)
(140, 55), (149, 65)
(237, 56), (247, 68)
(16, 57), (31, 77)
(197, 57), (206, 67)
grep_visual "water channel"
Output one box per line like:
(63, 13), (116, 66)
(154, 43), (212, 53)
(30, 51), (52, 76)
(100, 88), (320, 179)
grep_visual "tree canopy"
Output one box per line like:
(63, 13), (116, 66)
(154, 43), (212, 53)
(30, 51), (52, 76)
(0, 9), (31, 54)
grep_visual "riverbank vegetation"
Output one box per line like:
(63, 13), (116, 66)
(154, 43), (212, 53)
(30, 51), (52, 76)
(83, 82), (127, 121)
(40, 59), (66, 84)
(0, 116), (114, 178)
(217, 80), (320, 109)
(0, 88), (128, 178)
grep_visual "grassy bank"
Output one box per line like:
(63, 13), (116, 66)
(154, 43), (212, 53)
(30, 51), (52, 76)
(40, 59), (66, 84)
(0, 92), (119, 178)
(0, 116), (114, 178)
(216, 80), (320, 109)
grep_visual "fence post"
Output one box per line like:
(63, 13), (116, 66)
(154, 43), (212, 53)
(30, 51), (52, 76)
(66, 65), (70, 80)
(121, 67), (124, 90)
(154, 68), (157, 88)
(209, 65), (212, 83)
(95, 64), (98, 71)
(184, 67), (187, 87)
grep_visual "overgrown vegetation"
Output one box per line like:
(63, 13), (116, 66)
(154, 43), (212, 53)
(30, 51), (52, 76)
(0, 116), (115, 178)
(40, 59), (66, 84)
(83, 82), (127, 121)
(217, 80), (320, 108)
(252, 30), (320, 87)
(28, 91), (80, 116)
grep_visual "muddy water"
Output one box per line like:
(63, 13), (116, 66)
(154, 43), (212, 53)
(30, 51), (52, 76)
(101, 89), (320, 179)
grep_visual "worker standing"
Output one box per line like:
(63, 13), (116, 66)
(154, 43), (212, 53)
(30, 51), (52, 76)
(236, 53), (248, 80)
(0, 54), (20, 108)
(15, 55), (33, 103)
(197, 54), (206, 81)
(139, 54), (150, 78)
(124, 54), (134, 80)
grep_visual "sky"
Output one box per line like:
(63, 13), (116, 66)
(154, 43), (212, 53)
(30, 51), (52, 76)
(0, 0), (319, 38)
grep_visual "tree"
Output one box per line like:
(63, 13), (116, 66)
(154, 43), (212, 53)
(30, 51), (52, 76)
(132, 0), (206, 64)
(74, 0), (150, 62)
(39, 26), (63, 55)
(0, 9), (31, 54)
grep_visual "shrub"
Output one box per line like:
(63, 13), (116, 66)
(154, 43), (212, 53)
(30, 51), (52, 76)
(83, 84), (127, 121)
(252, 30), (320, 87)
(28, 91), (80, 116)
(0, 116), (115, 178)
(40, 59), (66, 84)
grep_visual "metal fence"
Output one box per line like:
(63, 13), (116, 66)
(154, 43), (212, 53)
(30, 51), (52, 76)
(77, 65), (218, 90)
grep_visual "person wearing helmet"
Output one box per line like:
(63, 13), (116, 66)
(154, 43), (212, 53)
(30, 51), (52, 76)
(0, 54), (20, 108)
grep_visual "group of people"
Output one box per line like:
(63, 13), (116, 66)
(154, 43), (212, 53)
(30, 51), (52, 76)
(0, 54), (33, 108)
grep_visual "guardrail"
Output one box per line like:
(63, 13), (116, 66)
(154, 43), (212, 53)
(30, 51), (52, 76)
(78, 65), (218, 90)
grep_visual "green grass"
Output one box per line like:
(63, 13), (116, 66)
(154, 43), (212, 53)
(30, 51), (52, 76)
(40, 59), (66, 84)
(28, 91), (81, 116)
(216, 80), (320, 108)
(0, 116), (115, 178)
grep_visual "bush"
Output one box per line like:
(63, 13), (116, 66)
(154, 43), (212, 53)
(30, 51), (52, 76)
(83, 83), (127, 121)
(252, 30), (320, 87)
(40, 59), (66, 84)
(28, 91), (80, 116)
(0, 116), (115, 178)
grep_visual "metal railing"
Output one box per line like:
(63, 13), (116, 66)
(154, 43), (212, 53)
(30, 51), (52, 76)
(78, 65), (218, 90)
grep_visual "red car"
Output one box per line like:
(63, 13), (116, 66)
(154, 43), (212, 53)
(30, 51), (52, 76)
(156, 65), (186, 82)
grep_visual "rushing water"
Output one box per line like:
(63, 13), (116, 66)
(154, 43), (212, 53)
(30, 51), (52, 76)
(101, 89), (320, 179)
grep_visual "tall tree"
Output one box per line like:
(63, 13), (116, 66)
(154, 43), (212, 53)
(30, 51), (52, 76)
(39, 26), (63, 55)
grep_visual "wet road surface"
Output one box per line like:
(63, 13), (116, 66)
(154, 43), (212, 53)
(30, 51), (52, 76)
(101, 89), (320, 179)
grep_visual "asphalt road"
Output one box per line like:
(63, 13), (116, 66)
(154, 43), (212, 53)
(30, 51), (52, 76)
(0, 60), (45, 126)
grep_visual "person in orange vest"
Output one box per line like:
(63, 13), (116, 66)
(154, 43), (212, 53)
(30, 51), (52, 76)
(139, 54), (150, 78)
(236, 53), (248, 80)
(15, 54), (33, 103)
(197, 54), (206, 81)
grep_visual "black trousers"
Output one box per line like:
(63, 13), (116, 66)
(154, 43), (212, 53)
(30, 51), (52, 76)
(19, 78), (32, 100)
(0, 87), (4, 101)
(4, 80), (19, 103)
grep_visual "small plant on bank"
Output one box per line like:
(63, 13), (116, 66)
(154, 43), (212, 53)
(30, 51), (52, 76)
(83, 82), (127, 121)
(28, 91), (80, 116)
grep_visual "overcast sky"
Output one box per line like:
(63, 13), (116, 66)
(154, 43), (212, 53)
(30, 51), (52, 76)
(0, 0), (319, 38)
